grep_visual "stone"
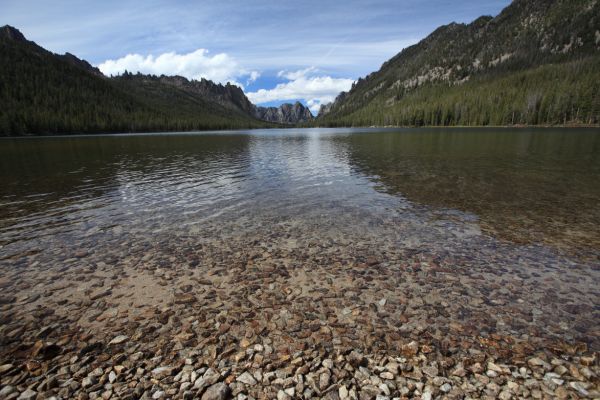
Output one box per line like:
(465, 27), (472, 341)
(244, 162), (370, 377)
(0, 386), (16, 397)
(17, 389), (37, 400)
(109, 335), (129, 345)
(380, 371), (394, 380)
(236, 371), (257, 386)
(201, 383), (231, 400)
(348, 351), (368, 368)
(277, 390), (291, 400)
(0, 364), (14, 374)
(401, 341), (419, 357)
(528, 358), (550, 370)
(82, 375), (97, 388)
(175, 293), (196, 304)
(319, 371), (331, 390)
(90, 289), (112, 301)
(339, 385), (349, 399)
(440, 383), (452, 392)
(195, 368), (221, 390)
(422, 365), (438, 378)
(152, 366), (175, 378)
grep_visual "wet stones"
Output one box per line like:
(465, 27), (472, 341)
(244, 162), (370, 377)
(108, 335), (129, 345)
(174, 293), (196, 304)
(89, 289), (112, 301)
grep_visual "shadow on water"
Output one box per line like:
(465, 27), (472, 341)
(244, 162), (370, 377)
(0, 133), (252, 244)
(337, 127), (600, 258)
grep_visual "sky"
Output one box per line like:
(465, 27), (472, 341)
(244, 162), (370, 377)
(1, 0), (510, 114)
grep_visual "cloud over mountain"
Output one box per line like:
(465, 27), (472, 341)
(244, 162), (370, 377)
(98, 49), (258, 87)
(247, 68), (354, 114)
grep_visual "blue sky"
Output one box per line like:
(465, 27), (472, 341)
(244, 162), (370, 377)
(1, 0), (510, 113)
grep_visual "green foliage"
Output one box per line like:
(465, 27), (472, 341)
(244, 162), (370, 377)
(318, 57), (600, 127)
(0, 36), (272, 136)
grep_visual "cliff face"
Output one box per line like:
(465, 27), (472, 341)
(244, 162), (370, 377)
(254, 102), (313, 124)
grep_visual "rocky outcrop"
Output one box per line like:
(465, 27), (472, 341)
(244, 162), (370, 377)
(254, 101), (313, 124)
(157, 75), (256, 115)
(60, 53), (104, 77)
(318, 91), (348, 117)
(0, 25), (27, 42)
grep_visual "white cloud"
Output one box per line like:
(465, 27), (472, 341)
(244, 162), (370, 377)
(247, 67), (354, 114)
(98, 49), (259, 86)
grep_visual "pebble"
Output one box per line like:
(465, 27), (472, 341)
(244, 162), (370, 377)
(201, 383), (231, 400)
(236, 371), (257, 385)
(108, 335), (129, 345)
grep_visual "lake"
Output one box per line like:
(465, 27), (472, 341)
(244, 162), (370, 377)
(0, 128), (599, 396)
(1, 127), (599, 260)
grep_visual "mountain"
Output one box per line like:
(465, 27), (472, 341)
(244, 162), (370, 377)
(135, 75), (314, 124)
(0, 26), (274, 136)
(254, 102), (314, 124)
(317, 0), (600, 127)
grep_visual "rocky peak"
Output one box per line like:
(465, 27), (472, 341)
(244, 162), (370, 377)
(60, 53), (104, 77)
(254, 101), (313, 124)
(156, 75), (256, 115)
(0, 25), (27, 42)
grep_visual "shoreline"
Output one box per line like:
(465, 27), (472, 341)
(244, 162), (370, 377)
(2, 124), (600, 138)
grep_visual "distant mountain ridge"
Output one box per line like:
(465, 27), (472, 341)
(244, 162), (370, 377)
(254, 102), (313, 124)
(134, 74), (313, 123)
(318, 0), (600, 126)
(0, 26), (311, 135)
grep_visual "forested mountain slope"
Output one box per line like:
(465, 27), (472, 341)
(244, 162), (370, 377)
(0, 26), (273, 136)
(317, 0), (600, 127)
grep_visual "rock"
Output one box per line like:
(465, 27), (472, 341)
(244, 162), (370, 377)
(440, 383), (452, 393)
(528, 357), (550, 370)
(175, 293), (196, 304)
(380, 371), (394, 380)
(195, 368), (221, 390)
(401, 341), (419, 357)
(236, 371), (257, 386)
(152, 366), (175, 378)
(0, 386), (16, 397)
(109, 335), (129, 345)
(152, 390), (165, 399)
(422, 365), (438, 378)
(201, 383), (231, 400)
(348, 351), (368, 368)
(0, 363), (14, 374)
(17, 389), (37, 400)
(254, 102), (313, 124)
(82, 375), (97, 388)
(339, 385), (349, 399)
(569, 381), (589, 396)
(89, 289), (111, 301)
(319, 371), (331, 390)
(277, 390), (291, 400)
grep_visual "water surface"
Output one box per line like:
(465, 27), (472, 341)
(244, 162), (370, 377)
(1, 127), (600, 352)
(1, 127), (599, 261)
